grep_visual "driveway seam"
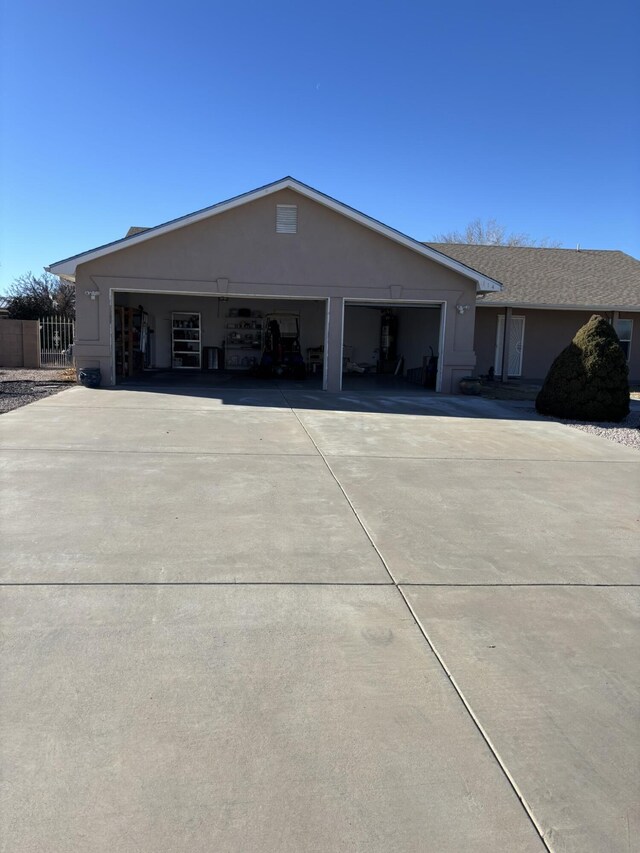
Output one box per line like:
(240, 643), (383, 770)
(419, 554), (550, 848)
(2, 581), (634, 589)
(396, 582), (639, 588)
(0, 448), (319, 457)
(2, 445), (636, 464)
(0, 581), (395, 587)
(290, 406), (553, 853)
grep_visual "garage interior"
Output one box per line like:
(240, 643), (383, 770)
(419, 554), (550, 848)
(113, 292), (442, 390)
(343, 303), (442, 388)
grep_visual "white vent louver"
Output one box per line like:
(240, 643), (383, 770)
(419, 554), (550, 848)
(276, 204), (298, 234)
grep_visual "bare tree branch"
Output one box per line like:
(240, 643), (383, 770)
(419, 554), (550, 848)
(433, 217), (561, 247)
(4, 272), (75, 320)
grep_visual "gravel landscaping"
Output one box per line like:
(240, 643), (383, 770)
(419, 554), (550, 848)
(560, 410), (640, 450)
(0, 368), (75, 414)
(483, 381), (640, 451)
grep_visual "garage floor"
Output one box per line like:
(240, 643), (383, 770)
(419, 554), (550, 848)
(1, 386), (638, 852)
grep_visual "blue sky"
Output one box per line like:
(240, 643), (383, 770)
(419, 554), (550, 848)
(1, 0), (638, 289)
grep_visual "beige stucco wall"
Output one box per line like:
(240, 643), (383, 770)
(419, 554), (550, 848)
(475, 307), (640, 382)
(74, 189), (479, 391)
(0, 320), (40, 368)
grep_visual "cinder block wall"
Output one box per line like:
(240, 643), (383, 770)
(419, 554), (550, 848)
(0, 320), (41, 368)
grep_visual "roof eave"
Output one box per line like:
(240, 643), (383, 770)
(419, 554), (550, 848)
(476, 300), (640, 312)
(47, 178), (503, 292)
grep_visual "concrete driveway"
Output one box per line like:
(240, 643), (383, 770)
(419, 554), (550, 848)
(1, 384), (638, 852)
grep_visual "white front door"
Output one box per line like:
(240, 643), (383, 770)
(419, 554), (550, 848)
(495, 315), (525, 377)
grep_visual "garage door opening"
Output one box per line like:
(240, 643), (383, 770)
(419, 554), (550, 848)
(343, 302), (443, 391)
(112, 292), (327, 386)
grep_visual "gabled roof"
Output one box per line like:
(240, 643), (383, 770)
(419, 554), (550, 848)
(427, 243), (640, 310)
(47, 177), (502, 292)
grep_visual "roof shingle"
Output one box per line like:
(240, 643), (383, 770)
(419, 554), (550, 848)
(426, 244), (640, 310)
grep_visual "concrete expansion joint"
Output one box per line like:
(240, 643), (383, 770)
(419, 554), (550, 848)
(399, 582), (640, 588)
(290, 407), (554, 853)
(0, 581), (396, 588)
(0, 447), (319, 457)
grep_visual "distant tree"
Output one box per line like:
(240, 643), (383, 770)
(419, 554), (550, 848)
(3, 272), (75, 320)
(433, 217), (561, 247)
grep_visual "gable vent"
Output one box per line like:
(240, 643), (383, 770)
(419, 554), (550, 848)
(276, 204), (298, 234)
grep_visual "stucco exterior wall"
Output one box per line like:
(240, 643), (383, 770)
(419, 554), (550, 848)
(0, 320), (40, 368)
(475, 307), (640, 383)
(73, 189), (479, 391)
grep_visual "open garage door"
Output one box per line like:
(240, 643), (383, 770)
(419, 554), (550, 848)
(343, 301), (443, 391)
(112, 291), (327, 387)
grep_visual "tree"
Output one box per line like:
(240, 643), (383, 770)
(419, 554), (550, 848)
(433, 217), (561, 247)
(535, 315), (629, 422)
(3, 272), (75, 320)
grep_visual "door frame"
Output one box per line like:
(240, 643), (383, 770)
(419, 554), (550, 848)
(494, 314), (525, 377)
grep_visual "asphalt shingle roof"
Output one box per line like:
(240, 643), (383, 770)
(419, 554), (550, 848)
(426, 244), (640, 310)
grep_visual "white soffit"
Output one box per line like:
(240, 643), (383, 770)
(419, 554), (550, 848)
(47, 178), (502, 292)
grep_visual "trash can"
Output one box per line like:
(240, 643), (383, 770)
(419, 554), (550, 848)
(203, 346), (223, 370)
(78, 368), (101, 388)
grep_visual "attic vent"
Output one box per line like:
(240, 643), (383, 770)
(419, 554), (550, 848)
(276, 204), (297, 234)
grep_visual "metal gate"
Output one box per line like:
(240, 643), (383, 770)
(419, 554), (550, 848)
(40, 316), (75, 367)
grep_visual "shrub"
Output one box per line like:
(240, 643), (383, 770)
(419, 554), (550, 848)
(535, 315), (630, 422)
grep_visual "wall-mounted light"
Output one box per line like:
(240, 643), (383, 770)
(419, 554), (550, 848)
(456, 304), (471, 315)
(85, 290), (100, 300)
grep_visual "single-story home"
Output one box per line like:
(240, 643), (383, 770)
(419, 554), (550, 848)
(47, 177), (504, 393)
(47, 178), (639, 392)
(428, 244), (640, 384)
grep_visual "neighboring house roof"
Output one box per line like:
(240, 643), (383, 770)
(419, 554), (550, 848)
(47, 177), (502, 292)
(426, 244), (640, 311)
(125, 226), (150, 237)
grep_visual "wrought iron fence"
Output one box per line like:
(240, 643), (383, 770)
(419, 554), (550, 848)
(40, 315), (75, 368)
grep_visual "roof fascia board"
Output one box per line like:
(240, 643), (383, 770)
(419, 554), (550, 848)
(47, 178), (502, 292)
(476, 301), (640, 312)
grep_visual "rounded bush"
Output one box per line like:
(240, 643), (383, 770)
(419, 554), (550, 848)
(535, 315), (629, 422)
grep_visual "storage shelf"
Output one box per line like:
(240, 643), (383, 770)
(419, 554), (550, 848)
(225, 344), (261, 350)
(172, 312), (201, 369)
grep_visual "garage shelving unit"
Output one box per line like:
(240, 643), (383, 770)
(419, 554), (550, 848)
(171, 312), (201, 369)
(224, 310), (263, 369)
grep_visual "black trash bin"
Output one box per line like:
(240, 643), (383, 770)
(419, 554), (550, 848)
(203, 346), (223, 370)
(78, 368), (101, 388)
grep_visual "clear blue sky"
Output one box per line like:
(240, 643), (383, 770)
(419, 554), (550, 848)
(1, 0), (638, 289)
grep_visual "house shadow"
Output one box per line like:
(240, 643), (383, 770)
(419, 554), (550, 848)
(108, 370), (542, 421)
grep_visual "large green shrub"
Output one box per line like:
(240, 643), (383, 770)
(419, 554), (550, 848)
(535, 315), (630, 422)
